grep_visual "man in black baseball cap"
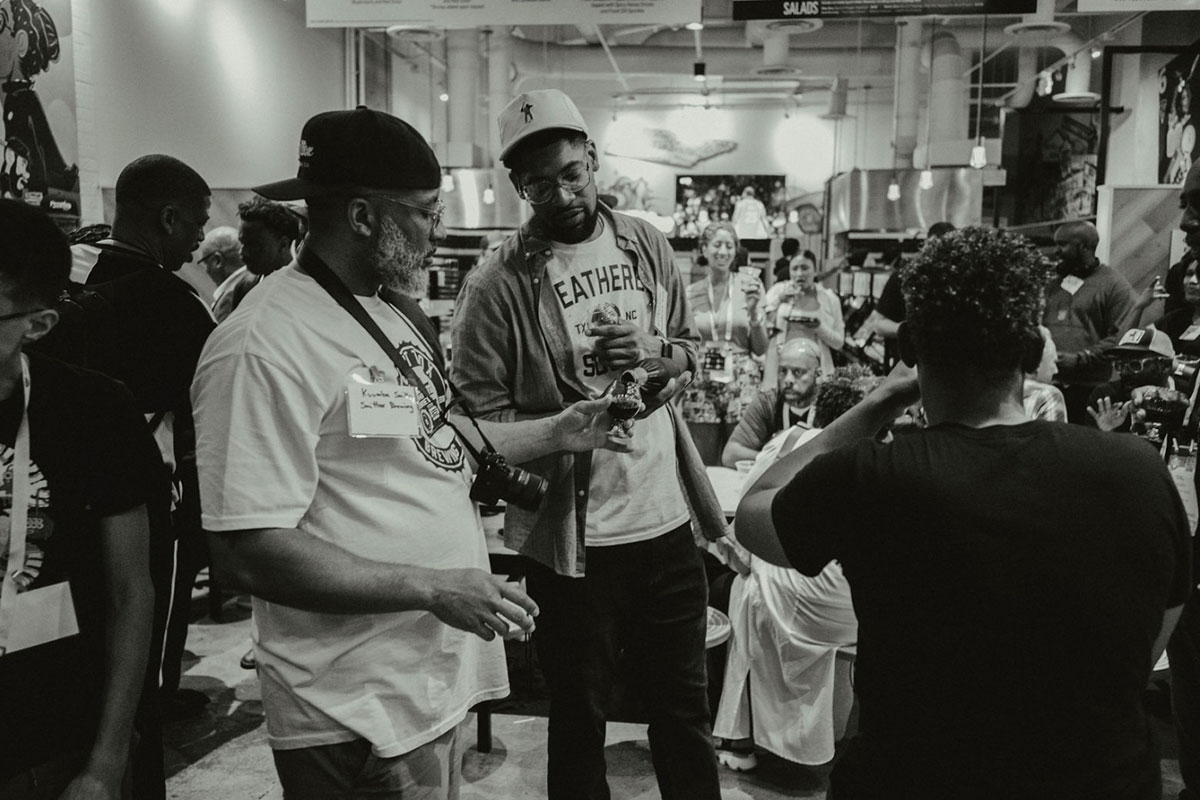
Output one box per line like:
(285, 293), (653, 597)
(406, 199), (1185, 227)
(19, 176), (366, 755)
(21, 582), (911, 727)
(193, 108), (629, 799)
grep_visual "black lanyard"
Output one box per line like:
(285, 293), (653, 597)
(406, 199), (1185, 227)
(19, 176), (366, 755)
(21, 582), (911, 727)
(299, 249), (494, 460)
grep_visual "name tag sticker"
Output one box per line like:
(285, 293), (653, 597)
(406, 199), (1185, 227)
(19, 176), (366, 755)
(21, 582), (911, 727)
(1182, 325), (1200, 342)
(1, 581), (79, 656)
(346, 367), (420, 438)
(1060, 275), (1084, 295)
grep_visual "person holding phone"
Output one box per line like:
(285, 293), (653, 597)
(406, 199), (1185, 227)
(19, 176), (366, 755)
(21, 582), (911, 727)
(762, 249), (844, 386)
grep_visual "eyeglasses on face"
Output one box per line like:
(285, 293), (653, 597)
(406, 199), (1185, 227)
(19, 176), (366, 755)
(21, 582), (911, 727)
(1115, 356), (1172, 374)
(519, 161), (593, 205)
(366, 195), (446, 232)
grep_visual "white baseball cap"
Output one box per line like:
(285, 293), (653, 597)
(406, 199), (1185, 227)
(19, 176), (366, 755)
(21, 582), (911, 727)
(498, 89), (589, 163)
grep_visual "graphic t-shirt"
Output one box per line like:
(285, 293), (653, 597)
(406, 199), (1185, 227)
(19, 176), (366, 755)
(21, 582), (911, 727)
(772, 421), (1192, 798)
(545, 218), (688, 546)
(0, 353), (161, 778)
(193, 263), (507, 757)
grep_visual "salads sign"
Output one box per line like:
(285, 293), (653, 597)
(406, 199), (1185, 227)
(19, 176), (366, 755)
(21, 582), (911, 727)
(308, 0), (701, 27)
(1078, 0), (1198, 9)
(733, 0), (1034, 18)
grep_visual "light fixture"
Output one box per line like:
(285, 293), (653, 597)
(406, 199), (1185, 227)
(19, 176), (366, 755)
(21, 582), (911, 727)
(969, 143), (988, 169)
(1090, 45), (1102, 59)
(920, 19), (936, 190)
(685, 21), (703, 31)
(441, 172), (455, 192)
(970, 15), (988, 170)
(439, 92), (449, 102)
(887, 177), (901, 202)
(693, 61), (706, 82)
(482, 183), (495, 205)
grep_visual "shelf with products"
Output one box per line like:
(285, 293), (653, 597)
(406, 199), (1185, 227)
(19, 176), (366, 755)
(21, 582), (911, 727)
(428, 230), (515, 363)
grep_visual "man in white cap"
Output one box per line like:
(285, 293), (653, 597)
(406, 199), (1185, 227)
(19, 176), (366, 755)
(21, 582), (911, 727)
(192, 106), (630, 799)
(451, 89), (726, 800)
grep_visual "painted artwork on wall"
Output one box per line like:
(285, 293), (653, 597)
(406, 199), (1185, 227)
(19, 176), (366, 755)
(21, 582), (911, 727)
(0, 0), (78, 228)
(674, 175), (786, 239)
(1005, 111), (1098, 226)
(1160, 46), (1200, 185)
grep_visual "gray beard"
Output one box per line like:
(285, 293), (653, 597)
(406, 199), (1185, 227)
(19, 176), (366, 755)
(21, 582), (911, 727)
(368, 216), (427, 297)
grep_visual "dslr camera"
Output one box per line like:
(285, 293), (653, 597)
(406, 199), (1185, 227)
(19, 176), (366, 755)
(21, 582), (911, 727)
(470, 449), (548, 511)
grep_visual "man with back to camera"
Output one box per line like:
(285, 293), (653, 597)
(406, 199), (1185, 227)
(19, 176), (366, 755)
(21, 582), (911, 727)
(0, 200), (158, 800)
(737, 226), (1190, 799)
(211, 195), (304, 322)
(451, 88), (727, 800)
(722, 337), (822, 467)
(1170, 157), (1200, 800)
(1043, 220), (1135, 424)
(192, 106), (634, 799)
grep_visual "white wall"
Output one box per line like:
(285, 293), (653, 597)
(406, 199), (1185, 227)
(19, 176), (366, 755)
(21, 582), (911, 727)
(75, 0), (346, 224)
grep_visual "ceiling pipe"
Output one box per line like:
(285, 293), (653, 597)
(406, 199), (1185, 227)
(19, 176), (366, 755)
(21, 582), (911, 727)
(1009, 46), (1040, 109)
(486, 27), (513, 165)
(444, 29), (479, 166)
(929, 30), (968, 147)
(893, 19), (923, 168)
(506, 35), (894, 86)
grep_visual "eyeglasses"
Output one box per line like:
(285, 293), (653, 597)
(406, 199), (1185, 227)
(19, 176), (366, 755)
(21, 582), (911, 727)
(518, 161), (593, 205)
(366, 195), (446, 233)
(1115, 356), (1172, 374)
(0, 308), (48, 322)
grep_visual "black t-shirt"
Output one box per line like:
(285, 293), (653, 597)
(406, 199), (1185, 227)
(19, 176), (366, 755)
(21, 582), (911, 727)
(874, 272), (905, 324)
(772, 421), (1192, 798)
(0, 353), (163, 778)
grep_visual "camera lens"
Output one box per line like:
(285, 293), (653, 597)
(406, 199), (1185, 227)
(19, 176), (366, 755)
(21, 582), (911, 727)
(506, 465), (548, 511)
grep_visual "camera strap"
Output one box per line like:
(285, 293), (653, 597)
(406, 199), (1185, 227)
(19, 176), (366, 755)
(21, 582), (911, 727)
(300, 249), (494, 462)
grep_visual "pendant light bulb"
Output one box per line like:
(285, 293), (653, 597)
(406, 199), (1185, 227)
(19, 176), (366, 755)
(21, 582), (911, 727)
(482, 184), (495, 205)
(919, 169), (934, 190)
(887, 179), (901, 202)
(441, 173), (455, 192)
(969, 143), (988, 170)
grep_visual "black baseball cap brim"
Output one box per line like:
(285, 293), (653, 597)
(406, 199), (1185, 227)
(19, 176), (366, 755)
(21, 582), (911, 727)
(254, 107), (440, 201)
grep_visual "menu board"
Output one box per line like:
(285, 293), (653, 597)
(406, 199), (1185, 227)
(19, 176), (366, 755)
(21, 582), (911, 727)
(308, 0), (701, 27)
(733, 0), (1033, 19)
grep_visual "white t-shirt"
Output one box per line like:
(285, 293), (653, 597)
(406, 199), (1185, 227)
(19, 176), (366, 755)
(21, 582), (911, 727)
(192, 265), (507, 756)
(545, 217), (689, 546)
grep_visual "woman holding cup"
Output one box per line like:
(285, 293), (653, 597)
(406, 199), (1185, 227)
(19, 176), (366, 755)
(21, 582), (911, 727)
(683, 222), (768, 426)
(762, 249), (844, 385)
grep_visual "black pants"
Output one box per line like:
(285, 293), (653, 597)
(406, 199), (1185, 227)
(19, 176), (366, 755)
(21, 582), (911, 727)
(523, 524), (721, 800)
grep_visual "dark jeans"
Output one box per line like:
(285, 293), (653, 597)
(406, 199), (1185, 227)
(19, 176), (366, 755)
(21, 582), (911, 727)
(271, 727), (460, 800)
(523, 523), (721, 800)
(1171, 590), (1200, 793)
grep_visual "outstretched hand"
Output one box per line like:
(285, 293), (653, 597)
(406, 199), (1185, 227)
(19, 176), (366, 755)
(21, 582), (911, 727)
(1087, 396), (1130, 432)
(553, 396), (635, 452)
(428, 569), (539, 641)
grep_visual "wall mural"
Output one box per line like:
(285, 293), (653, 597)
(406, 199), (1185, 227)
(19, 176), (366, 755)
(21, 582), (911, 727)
(0, 0), (78, 227)
(603, 127), (737, 169)
(1160, 47), (1200, 185)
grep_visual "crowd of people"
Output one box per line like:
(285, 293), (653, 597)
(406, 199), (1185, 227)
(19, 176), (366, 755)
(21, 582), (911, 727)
(0, 85), (1195, 800)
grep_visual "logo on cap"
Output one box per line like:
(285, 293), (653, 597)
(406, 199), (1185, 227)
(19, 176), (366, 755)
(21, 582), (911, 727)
(298, 140), (314, 160)
(521, 102), (534, 123)
(1118, 329), (1148, 347)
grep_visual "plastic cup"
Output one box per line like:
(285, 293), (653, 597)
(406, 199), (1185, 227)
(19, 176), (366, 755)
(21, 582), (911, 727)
(735, 459), (755, 475)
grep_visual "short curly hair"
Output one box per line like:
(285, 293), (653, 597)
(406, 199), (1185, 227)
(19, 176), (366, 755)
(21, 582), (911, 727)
(238, 196), (304, 242)
(813, 366), (881, 428)
(900, 226), (1052, 372)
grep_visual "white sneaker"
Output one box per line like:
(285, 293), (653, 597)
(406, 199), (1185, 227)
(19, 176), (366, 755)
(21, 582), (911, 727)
(717, 748), (758, 771)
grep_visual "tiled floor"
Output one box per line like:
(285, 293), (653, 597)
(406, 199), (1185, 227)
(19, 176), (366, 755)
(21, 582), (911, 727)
(163, 600), (1185, 799)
